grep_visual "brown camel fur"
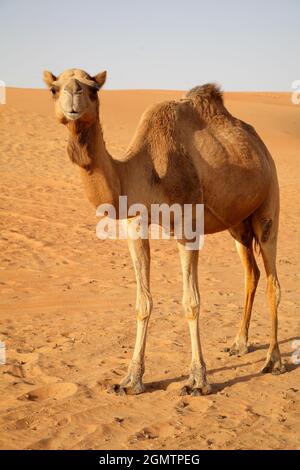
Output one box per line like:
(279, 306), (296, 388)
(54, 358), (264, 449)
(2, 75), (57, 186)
(43, 68), (285, 396)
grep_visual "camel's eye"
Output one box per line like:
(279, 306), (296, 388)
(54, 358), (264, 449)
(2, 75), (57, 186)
(50, 86), (58, 96)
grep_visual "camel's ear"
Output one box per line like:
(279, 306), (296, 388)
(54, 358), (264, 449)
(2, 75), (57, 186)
(43, 70), (57, 88)
(93, 71), (107, 89)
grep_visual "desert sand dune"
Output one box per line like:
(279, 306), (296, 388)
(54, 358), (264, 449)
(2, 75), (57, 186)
(0, 88), (299, 449)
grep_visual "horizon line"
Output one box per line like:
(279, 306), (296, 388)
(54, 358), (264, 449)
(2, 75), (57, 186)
(5, 86), (291, 94)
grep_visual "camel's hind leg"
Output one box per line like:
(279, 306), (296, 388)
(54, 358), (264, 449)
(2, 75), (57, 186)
(252, 186), (285, 375)
(228, 221), (260, 356)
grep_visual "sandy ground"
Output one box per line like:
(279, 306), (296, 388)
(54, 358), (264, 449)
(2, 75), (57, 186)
(0, 87), (299, 450)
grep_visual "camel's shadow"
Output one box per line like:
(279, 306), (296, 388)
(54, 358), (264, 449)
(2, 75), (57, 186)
(212, 361), (299, 393)
(246, 335), (299, 353)
(145, 375), (187, 393)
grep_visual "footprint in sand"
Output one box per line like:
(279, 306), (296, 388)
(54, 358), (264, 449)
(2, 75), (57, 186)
(130, 421), (182, 443)
(19, 382), (78, 402)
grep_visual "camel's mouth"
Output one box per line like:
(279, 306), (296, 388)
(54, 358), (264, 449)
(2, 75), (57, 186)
(64, 111), (83, 121)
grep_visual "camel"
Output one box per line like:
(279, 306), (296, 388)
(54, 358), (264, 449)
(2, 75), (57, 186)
(43, 68), (285, 396)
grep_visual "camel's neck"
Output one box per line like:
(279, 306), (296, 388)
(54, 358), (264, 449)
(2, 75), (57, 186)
(67, 120), (121, 210)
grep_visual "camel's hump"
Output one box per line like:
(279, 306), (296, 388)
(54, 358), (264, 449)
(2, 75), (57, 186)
(185, 83), (223, 104)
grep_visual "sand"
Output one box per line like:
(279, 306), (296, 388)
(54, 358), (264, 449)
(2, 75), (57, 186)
(0, 88), (299, 450)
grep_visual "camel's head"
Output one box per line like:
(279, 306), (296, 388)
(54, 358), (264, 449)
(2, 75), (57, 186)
(43, 68), (106, 126)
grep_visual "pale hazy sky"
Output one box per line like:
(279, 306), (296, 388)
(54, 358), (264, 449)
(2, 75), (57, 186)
(0, 0), (299, 90)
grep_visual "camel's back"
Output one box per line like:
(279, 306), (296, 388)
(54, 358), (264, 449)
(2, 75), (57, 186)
(125, 85), (275, 226)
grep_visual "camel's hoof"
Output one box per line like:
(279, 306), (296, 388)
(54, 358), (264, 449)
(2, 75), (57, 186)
(225, 342), (249, 356)
(108, 383), (145, 395)
(179, 383), (212, 396)
(229, 346), (249, 357)
(261, 361), (286, 376)
(108, 384), (127, 395)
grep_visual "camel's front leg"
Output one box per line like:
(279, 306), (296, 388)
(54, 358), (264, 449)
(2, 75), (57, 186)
(177, 241), (211, 396)
(112, 237), (152, 395)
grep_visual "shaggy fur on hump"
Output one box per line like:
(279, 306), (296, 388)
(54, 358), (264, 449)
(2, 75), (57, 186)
(185, 83), (223, 103)
(184, 84), (225, 120)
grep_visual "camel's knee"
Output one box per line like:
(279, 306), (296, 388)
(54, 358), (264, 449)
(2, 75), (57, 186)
(136, 291), (153, 321)
(183, 298), (200, 320)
